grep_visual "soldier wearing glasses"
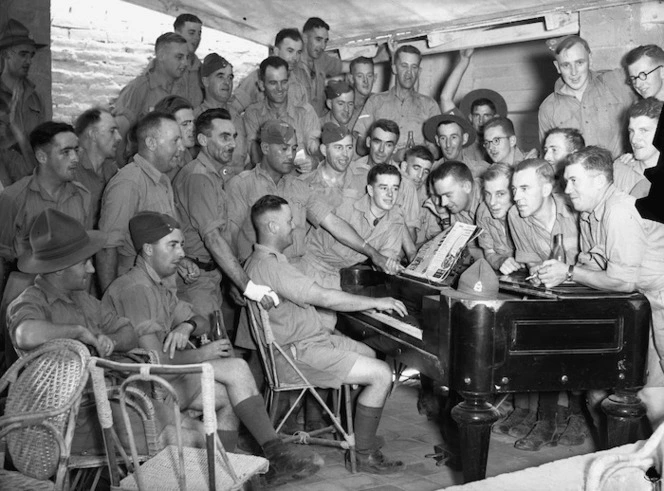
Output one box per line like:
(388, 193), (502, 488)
(624, 45), (664, 102)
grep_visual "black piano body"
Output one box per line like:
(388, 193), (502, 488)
(337, 267), (651, 483)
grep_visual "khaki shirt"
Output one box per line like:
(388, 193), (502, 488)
(230, 67), (309, 115)
(304, 194), (407, 274)
(461, 141), (488, 163)
(297, 163), (364, 212)
(103, 256), (195, 343)
(613, 159), (651, 197)
(226, 163), (333, 262)
(298, 52), (344, 116)
(538, 69), (636, 158)
(99, 154), (175, 273)
(8, 274), (136, 358)
(347, 156), (421, 230)
(476, 202), (515, 271)
(0, 173), (91, 261)
(244, 243), (321, 346)
(578, 185), (664, 292)
(193, 100), (248, 170)
(242, 97), (321, 154)
(183, 54), (203, 108)
(450, 178), (483, 226)
(508, 193), (579, 265)
(173, 151), (229, 263)
(113, 68), (191, 128)
(353, 86), (441, 146)
(0, 78), (45, 143)
(75, 149), (118, 227)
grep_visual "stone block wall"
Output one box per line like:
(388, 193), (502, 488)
(51, 0), (266, 123)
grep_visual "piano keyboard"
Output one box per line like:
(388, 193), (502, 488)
(364, 311), (423, 340)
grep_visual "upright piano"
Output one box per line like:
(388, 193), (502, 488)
(337, 267), (651, 483)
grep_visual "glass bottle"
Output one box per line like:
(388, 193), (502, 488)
(211, 310), (228, 341)
(550, 233), (566, 263)
(406, 130), (415, 149)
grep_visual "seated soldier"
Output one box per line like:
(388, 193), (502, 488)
(245, 194), (409, 474)
(483, 117), (536, 166)
(613, 97), (662, 198)
(102, 211), (322, 485)
(6, 209), (200, 453)
(475, 163), (521, 274)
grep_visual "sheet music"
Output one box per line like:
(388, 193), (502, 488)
(404, 222), (480, 284)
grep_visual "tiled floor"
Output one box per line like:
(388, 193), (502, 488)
(273, 380), (596, 490)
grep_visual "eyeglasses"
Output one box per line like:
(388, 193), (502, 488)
(483, 136), (510, 149)
(629, 65), (663, 85)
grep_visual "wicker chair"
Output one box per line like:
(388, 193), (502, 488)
(246, 301), (357, 472)
(89, 357), (269, 490)
(0, 338), (91, 491)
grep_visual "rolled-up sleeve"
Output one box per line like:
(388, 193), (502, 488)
(99, 177), (139, 249)
(603, 205), (645, 283)
(183, 173), (226, 240)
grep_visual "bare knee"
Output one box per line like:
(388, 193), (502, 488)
(211, 358), (258, 388)
(371, 359), (393, 388)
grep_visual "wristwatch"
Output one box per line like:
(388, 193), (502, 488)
(566, 265), (574, 282)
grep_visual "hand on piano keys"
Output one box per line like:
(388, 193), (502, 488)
(371, 297), (408, 317)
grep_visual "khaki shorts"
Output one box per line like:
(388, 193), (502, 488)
(275, 333), (368, 389)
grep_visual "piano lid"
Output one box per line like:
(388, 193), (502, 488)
(499, 272), (643, 300)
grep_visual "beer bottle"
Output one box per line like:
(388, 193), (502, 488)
(550, 234), (566, 263)
(406, 130), (415, 149)
(211, 310), (228, 341)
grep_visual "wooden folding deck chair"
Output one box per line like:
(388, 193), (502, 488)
(247, 301), (357, 472)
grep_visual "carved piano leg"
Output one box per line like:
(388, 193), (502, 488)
(601, 389), (647, 448)
(451, 395), (501, 483)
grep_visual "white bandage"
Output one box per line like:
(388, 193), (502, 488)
(244, 280), (280, 306)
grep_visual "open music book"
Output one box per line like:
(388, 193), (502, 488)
(403, 222), (482, 285)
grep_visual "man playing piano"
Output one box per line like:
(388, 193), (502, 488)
(245, 194), (408, 474)
(537, 146), (664, 429)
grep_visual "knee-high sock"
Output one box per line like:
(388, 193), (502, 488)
(355, 403), (383, 453)
(233, 395), (278, 447)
